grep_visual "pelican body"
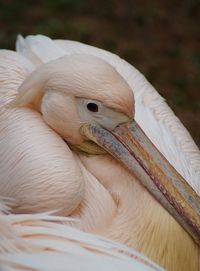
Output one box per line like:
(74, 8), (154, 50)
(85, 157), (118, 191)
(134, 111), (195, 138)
(0, 35), (199, 271)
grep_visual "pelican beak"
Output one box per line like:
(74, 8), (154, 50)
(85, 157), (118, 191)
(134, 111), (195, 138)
(81, 120), (200, 245)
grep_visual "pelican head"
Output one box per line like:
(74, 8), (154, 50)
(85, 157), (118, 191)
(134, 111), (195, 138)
(12, 54), (200, 245)
(12, 55), (133, 145)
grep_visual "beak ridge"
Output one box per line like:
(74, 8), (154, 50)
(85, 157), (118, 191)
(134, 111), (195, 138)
(81, 120), (200, 245)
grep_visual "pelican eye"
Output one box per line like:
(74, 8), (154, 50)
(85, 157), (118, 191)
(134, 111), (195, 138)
(87, 102), (99, 112)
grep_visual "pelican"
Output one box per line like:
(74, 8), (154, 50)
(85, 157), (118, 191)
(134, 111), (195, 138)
(0, 35), (199, 271)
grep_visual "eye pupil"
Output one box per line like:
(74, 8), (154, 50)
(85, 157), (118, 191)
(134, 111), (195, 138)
(87, 102), (99, 112)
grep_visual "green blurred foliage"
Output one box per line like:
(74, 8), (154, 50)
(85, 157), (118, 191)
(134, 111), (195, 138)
(0, 0), (200, 146)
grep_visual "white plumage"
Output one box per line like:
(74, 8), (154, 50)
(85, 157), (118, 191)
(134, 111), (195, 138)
(0, 35), (199, 271)
(0, 200), (163, 271)
(16, 35), (200, 192)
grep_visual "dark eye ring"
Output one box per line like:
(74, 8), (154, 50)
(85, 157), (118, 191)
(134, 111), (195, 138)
(87, 102), (99, 112)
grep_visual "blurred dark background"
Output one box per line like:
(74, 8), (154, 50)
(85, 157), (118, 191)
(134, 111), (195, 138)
(0, 0), (200, 147)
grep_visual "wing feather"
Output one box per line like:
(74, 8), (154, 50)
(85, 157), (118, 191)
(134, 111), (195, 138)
(0, 199), (164, 271)
(16, 34), (67, 65)
(0, 50), (34, 105)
